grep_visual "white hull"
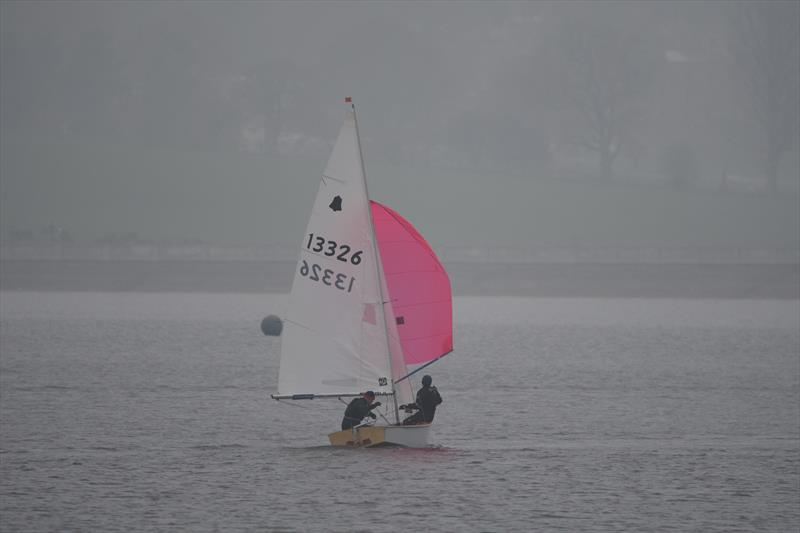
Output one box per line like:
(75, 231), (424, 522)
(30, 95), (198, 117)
(384, 424), (432, 448)
(328, 423), (432, 448)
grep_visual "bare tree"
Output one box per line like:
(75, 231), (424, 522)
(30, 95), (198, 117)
(546, 3), (658, 181)
(728, 1), (800, 192)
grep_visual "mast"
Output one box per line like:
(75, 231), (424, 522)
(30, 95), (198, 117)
(349, 97), (401, 425)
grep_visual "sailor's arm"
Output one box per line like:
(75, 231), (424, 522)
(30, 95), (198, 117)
(430, 386), (443, 405)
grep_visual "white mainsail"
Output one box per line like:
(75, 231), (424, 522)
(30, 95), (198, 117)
(276, 109), (412, 407)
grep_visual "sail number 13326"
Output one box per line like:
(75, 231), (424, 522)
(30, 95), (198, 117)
(299, 260), (356, 293)
(306, 233), (363, 265)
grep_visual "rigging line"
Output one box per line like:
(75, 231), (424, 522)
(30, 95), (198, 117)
(274, 398), (313, 410)
(352, 103), (400, 426)
(394, 350), (453, 384)
(282, 318), (315, 332)
(322, 173), (345, 184)
(275, 400), (343, 412)
(377, 410), (392, 425)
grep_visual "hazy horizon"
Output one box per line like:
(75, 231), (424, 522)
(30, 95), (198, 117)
(1, 0), (798, 249)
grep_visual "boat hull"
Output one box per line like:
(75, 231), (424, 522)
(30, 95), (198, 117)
(328, 423), (432, 448)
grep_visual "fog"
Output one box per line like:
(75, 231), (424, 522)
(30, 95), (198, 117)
(1, 0), (798, 251)
(2, 6), (799, 528)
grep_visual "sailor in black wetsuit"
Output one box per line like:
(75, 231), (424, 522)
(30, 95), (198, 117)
(341, 391), (381, 430)
(401, 375), (443, 425)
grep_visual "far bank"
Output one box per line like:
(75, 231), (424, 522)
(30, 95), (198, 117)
(1, 259), (797, 299)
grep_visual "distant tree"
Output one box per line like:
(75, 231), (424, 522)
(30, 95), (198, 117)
(660, 142), (699, 189)
(727, 1), (800, 192)
(447, 112), (550, 174)
(40, 224), (73, 243)
(545, 3), (659, 181)
(9, 229), (35, 243)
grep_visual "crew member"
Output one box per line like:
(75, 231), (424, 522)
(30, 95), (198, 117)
(341, 391), (381, 430)
(401, 375), (442, 425)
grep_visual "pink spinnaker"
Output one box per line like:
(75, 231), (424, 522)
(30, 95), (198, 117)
(371, 201), (453, 365)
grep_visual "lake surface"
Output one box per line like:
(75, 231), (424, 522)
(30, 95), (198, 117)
(1, 292), (798, 532)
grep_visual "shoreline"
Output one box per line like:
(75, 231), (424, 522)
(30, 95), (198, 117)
(2, 259), (797, 299)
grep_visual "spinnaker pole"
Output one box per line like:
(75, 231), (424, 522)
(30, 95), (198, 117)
(394, 350), (453, 384)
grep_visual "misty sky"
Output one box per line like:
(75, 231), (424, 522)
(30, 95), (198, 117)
(1, 0), (798, 248)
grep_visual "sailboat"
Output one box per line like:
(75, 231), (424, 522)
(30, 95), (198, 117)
(271, 98), (452, 447)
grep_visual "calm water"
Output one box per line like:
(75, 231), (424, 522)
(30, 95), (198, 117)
(1, 292), (798, 532)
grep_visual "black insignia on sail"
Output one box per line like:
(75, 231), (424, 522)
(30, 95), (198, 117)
(329, 196), (343, 212)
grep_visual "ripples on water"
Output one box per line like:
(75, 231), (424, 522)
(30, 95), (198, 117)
(1, 293), (798, 531)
